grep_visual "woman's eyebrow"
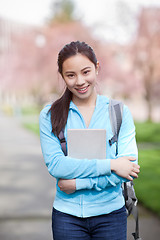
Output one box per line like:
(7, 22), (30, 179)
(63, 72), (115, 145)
(65, 71), (75, 74)
(65, 66), (91, 74)
(81, 67), (91, 71)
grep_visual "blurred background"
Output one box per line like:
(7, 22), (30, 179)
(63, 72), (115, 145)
(0, 0), (160, 121)
(0, 0), (160, 239)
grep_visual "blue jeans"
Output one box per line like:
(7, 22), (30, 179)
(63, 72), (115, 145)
(52, 206), (127, 240)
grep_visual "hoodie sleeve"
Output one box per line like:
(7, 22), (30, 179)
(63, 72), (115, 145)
(39, 106), (111, 179)
(116, 105), (138, 161)
(76, 105), (138, 191)
(76, 173), (122, 191)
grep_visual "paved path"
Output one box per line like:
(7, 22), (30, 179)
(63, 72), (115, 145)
(0, 112), (160, 240)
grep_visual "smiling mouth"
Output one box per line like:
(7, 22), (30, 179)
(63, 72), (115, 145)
(75, 86), (89, 93)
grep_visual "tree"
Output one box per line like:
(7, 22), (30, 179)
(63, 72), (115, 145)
(132, 8), (160, 121)
(0, 17), (103, 106)
(48, 0), (75, 24)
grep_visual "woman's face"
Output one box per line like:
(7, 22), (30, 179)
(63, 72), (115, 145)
(62, 53), (99, 104)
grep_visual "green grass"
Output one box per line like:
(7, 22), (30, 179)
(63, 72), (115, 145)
(134, 149), (160, 217)
(21, 105), (41, 115)
(23, 123), (40, 136)
(135, 122), (160, 143)
(20, 105), (41, 135)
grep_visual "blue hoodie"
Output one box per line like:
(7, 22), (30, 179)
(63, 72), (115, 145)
(39, 95), (138, 218)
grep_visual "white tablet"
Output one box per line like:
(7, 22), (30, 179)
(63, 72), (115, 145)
(67, 129), (106, 159)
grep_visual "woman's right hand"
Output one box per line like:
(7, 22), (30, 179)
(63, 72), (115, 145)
(110, 156), (140, 181)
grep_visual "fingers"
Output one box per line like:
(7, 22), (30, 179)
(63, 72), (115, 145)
(131, 171), (139, 178)
(122, 156), (137, 162)
(126, 175), (134, 181)
(126, 172), (138, 181)
(125, 163), (140, 181)
(131, 164), (140, 176)
(64, 190), (75, 194)
(129, 158), (141, 169)
(133, 162), (140, 167)
(128, 156), (137, 161)
(128, 164), (140, 180)
(132, 164), (140, 172)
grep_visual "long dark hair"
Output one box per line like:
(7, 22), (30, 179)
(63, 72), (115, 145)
(49, 41), (98, 137)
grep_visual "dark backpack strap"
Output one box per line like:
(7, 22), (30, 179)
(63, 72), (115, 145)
(132, 204), (141, 240)
(58, 128), (67, 156)
(109, 99), (123, 155)
(123, 182), (141, 239)
(109, 99), (141, 240)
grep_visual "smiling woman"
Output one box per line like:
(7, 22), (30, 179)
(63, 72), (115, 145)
(39, 41), (140, 240)
(61, 53), (99, 128)
(49, 41), (99, 137)
(62, 54), (99, 105)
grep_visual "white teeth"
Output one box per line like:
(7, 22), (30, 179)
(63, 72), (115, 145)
(77, 87), (88, 91)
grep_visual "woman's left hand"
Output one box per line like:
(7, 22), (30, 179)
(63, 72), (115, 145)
(58, 179), (76, 194)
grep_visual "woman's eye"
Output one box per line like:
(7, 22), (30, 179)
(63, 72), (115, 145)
(67, 74), (74, 78)
(83, 70), (90, 75)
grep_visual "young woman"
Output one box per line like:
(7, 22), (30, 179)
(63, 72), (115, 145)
(39, 41), (140, 240)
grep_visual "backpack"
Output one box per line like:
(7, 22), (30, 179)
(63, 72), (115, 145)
(109, 99), (141, 240)
(58, 99), (141, 240)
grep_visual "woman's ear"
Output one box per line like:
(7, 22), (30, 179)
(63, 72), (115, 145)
(96, 61), (99, 75)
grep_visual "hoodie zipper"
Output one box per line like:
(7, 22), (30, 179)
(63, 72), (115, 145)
(72, 108), (87, 129)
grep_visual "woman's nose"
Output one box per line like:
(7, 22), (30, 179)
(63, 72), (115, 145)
(76, 75), (85, 85)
